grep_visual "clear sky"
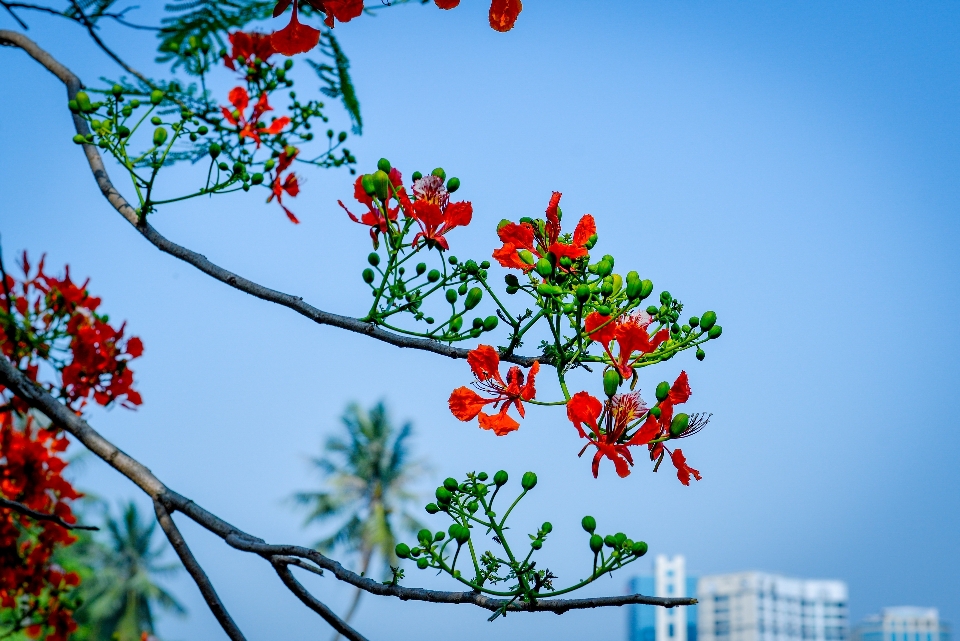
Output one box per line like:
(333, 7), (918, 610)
(2, 1), (958, 640)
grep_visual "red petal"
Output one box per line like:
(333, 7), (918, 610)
(573, 214), (596, 247)
(566, 391), (602, 438)
(544, 191), (561, 244)
(548, 241), (588, 262)
(627, 413), (661, 445)
(413, 200), (444, 232)
(497, 221), (536, 250)
(521, 361), (539, 400)
(667, 371), (691, 405)
(263, 116), (290, 134)
(449, 387), (489, 421)
(671, 448), (701, 486)
(273, 0), (293, 18)
(271, 4), (321, 55)
(435, 0), (460, 7)
(467, 345), (501, 382)
(125, 337), (144, 358)
(478, 409), (520, 436)
(444, 201), (473, 228)
(584, 311), (617, 346)
(489, 0), (522, 31)
(325, 0), (364, 23)
(228, 86), (249, 112)
(492, 243), (534, 271)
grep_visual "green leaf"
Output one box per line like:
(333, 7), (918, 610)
(309, 30), (363, 135)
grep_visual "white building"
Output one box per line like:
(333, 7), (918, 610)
(853, 607), (951, 641)
(628, 555), (698, 641)
(697, 572), (848, 641)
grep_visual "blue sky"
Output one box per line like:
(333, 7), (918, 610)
(2, 1), (958, 639)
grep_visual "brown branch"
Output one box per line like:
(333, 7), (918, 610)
(153, 500), (249, 641)
(272, 560), (371, 641)
(0, 355), (697, 618)
(0, 497), (99, 530)
(0, 29), (544, 369)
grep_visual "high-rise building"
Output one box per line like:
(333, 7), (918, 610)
(853, 607), (951, 641)
(696, 572), (848, 641)
(628, 555), (698, 641)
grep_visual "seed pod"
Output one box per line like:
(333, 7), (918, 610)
(75, 91), (92, 112)
(596, 304), (611, 316)
(493, 470), (508, 486)
(700, 311), (717, 331)
(483, 316), (498, 331)
(656, 381), (670, 402)
(395, 543), (410, 558)
(435, 487), (452, 503)
(582, 516), (597, 533)
(670, 413), (690, 437)
(537, 283), (563, 297)
(72, 134), (86, 144)
(362, 268), (375, 284)
(521, 471), (538, 490)
(417, 557), (429, 570)
(368, 252), (380, 266)
(425, 503), (440, 514)
(443, 477), (459, 492)
(372, 170), (391, 200)
(150, 89), (164, 105)
(464, 287), (483, 309)
(590, 534), (604, 553)
(251, 173), (264, 185)
(708, 325), (722, 339)
(632, 541), (649, 557)
(418, 528), (432, 545)
(603, 369), (620, 397)
(531, 539), (543, 550)
(447, 177), (460, 192)
(535, 257), (553, 277)
(377, 157), (391, 173)
(450, 316), (463, 332)
(519, 250), (535, 265)
(696, 348), (706, 361)
(445, 289), (458, 304)
(152, 127), (168, 146)
(431, 167), (446, 180)
(416, 262), (427, 275)
(208, 142), (221, 158)
(427, 269), (441, 282)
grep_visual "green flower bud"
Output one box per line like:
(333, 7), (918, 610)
(646, 305), (658, 315)
(639, 279), (654, 299)
(415, 262), (427, 275)
(361, 173), (376, 196)
(541, 522), (553, 534)
(480, 260), (490, 270)
(251, 173), (264, 185)
(601, 281), (614, 296)
(467, 501), (479, 513)
(477, 472), (489, 481)
(208, 142), (221, 158)
(436, 486), (453, 503)
(614, 532), (627, 546)
(518, 250), (535, 265)
(368, 252), (380, 266)
(603, 369), (620, 397)
(604, 535), (616, 548)
(152, 127), (168, 146)
(650, 406), (661, 419)
(431, 167), (446, 180)
(585, 233), (599, 249)
(700, 311), (717, 330)
(68, 99), (79, 113)
(450, 316), (463, 333)
(596, 304), (611, 316)
(596, 260), (613, 277)
(445, 289), (458, 304)
(284, 58), (294, 70)
(395, 543), (410, 558)
(671, 322), (681, 334)
(464, 287), (482, 309)
(483, 316), (498, 331)
(443, 477), (459, 492)
(708, 325), (722, 339)
(425, 503), (440, 514)
(372, 169), (391, 200)
(434, 531), (446, 541)
(689, 316), (700, 327)
(377, 157), (391, 173)
(537, 283), (563, 297)
(531, 539), (543, 550)
(198, 125), (208, 135)
(575, 284), (591, 303)
(412, 171), (423, 181)
(417, 557), (429, 569)
(562, 303), (576, 314)
(670, 413), (690, 437)
(535, 257), (553, 278)
(656, 381), (670, 402)
(660, 291), (672, 305)
(418, 528), (432, 544)
(696, 348), (706, 361)
(362, 268), (375, 284)
(111, 83), (123, 97)
(521, 471), (538, 490)
(338, 131), (347, 142)
(72, 134), (86, 144)
(632, 541), (649, 556)
(455, 527), (470, 545)
(582, 516), (597, 533)
(559, 256), (573, 270)
(150, 89), (164, 105)
(427, 269), (441, 282)
(448, 256), (458, 265)
(589, 534), (604, 553)
(493, 470), (508, 486)
(447, 177), (460, 192)
(75, 91), (92, 112)
(504, 274), (520, 288)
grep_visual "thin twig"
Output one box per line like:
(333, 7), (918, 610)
(273, 559), (370, 641)
(0, 497), (99, 530)
(153, 500), (249, 641)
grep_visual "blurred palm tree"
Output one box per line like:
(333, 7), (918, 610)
(72, 501), (184, 641)
(293, 401), (423, 637)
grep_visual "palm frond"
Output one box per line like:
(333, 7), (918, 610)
(309, 30), (363, 135)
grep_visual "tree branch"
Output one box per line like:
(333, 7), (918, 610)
(0, 496), (99, 530)
(153, 500), (249, 641)
(272, 560), (370, 641)
(0, 355), (696, 620)
(0, 29), (543, 368)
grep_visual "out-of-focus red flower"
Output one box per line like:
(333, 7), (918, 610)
(435, 0), (460, 8)
(449, 345), (539, 436)
(221, 87), (290, 147)
(584, 311), (669, 379)
(339, 168), (406, 247)
(223, 31), (276, 70)
(489, 0), (522, 32)
(271, 1), (322, 54)
(267, 148), (301, 223)
(493, 192), (595, 271)
(408, 175), (472, 250)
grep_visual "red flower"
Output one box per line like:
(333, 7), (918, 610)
(632, 371), (691, 446)
(339, 168), (405, 247)
(408, 174), (473, 250)
(489, 0), (522, 31)
(492, 192), (595, 271)
(671, 448), (701, 486)
(435, 0), (460, 7)
(267, 148), (301, 223)
(566, 391), (647, 478)
(271, 1), (322, 54)
(221, 87), (290, 147)
(222, 31), (276, 70)
(584, 311), (669, 379)
(449, 345), (539, 436)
